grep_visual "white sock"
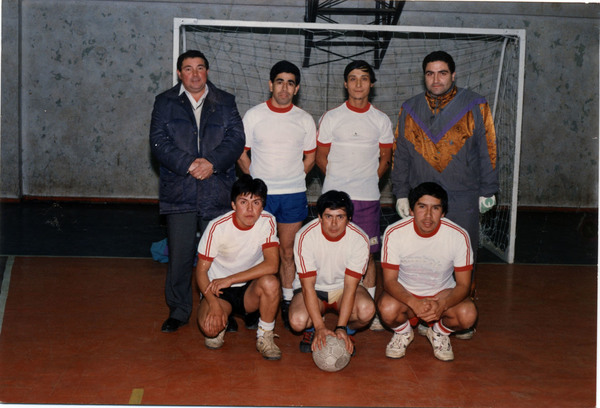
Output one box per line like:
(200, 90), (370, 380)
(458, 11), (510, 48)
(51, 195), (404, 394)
(433, 321), (453, 335)
(367, 286), (376, 299)
(257, 318), (275, 338)
(282, 287), (294, 302)
(392, 321), (411, 335)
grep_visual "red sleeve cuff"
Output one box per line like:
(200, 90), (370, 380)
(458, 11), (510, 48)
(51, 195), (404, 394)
(299, 271), (317, 279)
(345, 268), (363, 280)
(198, 253), (214, 262)
(381, 262), (399, 271)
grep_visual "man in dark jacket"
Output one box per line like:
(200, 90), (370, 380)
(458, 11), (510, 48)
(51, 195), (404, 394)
(150, 50), (245, 333)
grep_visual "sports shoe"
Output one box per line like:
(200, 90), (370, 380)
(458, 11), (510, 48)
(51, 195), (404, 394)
(417, 323), (429, 337)
(370, 315), (385, 331)
(299, 328), (315, 353)
(426, 327), (454, 361)
(256, 330), (282, 360)
(385, 329), (414, 359)
(204, 326), (226, 349)
(454, 327), (475, 340)
(281, 300), (291, 330)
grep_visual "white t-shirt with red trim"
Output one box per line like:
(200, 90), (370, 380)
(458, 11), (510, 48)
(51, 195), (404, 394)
(197, 210), (279, 287)
(243, 100), (317, 194)
(293, 217), (370, 292)
(317, 101), (394, 200)
(380, 216), (473, 296)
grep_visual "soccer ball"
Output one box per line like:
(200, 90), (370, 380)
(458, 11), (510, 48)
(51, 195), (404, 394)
(312, 335), (351, 372)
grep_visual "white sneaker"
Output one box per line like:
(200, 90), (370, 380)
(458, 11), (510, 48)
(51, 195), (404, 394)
(417, 323), (428, 336)
(256, 330), (282, 360)
(454, 328), (475, 340)
(204, 327), (226, 349)
(426, 327), (454, 361)
(385, 328), (414, 359)
(370, 315), (385, 331)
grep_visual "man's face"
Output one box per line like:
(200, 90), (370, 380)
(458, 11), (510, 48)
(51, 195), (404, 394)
(344, 68), (373, 101)
(231, 193), (264, 229)
(177, 57), (209, 96)
(269, 72), (299, 108)
(410, 194), (445, 235)
(424, 60), (455, 96)
(319, 208), (349, 239)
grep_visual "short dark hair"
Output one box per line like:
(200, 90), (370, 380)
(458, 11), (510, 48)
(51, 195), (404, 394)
(343, 60), (376, 83)
(177, 50), (209, 72)
(231, 174), (268, 206)
(270, 60), (301, 85)
(408, 182), (449, 215)
(316, 190), (354, 220)
(422, 51), (455, 74)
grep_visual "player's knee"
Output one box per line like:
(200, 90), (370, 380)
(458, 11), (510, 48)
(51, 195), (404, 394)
(288, 309), (309, 332)
(377, 297), (396, 323)
(259, 274), (280, 294)
(356, 299), (376, 323)
(456, 302), (478, 328)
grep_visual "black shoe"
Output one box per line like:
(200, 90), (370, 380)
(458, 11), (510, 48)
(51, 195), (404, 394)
(161, 317), (187, 333)
(299, 328), (315, 353)
(281, 300), (291, 330)
(244, 311), (260, 330)
(226, 315), (238, 332)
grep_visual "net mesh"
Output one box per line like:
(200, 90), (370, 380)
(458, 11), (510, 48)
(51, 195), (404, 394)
(177, 21), (522, 261)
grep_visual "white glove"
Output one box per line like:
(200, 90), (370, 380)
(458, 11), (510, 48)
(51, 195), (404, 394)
(395, 198), (410, 218)
(479, 195), (496, 213)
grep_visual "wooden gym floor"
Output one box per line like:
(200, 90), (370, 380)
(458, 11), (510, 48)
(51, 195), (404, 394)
(0, 202), (597, 407)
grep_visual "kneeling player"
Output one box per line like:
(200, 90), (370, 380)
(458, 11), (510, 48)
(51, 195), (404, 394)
(196, 174), (282, 360)
(378, 182), (477, 361)
(288, 190), (375, 355)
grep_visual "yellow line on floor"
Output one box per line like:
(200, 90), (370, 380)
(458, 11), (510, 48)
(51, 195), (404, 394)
(129, 388), (144, 404)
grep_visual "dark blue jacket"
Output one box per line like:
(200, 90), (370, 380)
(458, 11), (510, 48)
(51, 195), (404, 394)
(150, 81), (245, 218)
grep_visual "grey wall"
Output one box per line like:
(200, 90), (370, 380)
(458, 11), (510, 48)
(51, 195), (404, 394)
(1, 0), (598, 207)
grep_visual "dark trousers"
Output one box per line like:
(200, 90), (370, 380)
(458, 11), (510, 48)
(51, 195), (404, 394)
(165, 212), (209, 322)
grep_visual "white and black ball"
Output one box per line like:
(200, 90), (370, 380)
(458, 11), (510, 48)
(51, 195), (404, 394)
(312, 335), (351, 372)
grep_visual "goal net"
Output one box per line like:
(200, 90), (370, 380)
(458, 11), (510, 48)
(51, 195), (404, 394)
(173, 19), (525, 263)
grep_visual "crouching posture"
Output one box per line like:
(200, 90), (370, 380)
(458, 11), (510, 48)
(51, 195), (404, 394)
(288, 190), (375, 355)
(378, 182), (477, 361)
(196, 174), (282, 360)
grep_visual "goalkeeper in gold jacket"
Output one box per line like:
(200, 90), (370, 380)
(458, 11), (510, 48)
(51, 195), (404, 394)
(391, 51), (498, 338)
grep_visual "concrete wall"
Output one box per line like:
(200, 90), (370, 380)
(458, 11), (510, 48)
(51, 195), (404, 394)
(1, 0), (598, 207)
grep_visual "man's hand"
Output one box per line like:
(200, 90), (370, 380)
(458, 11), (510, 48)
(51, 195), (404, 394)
(334, 327), (355, 355)
(202, 302), (228, 336)
(188, 158), (214, 180)
(396, 198), (410, 218)
(312, 326), (335, 351)
(206, 277), (233, 297)
(479, 195), (496, 213)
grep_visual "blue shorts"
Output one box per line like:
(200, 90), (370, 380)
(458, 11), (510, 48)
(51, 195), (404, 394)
(351, 200), (381, 253)
(265, 192), (308, 224)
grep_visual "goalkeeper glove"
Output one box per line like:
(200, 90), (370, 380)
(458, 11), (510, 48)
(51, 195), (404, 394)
(479, 195), (496, 213)
(395, 198), (410, 218)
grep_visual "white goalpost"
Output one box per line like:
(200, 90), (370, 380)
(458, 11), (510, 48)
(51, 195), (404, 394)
(173, 18), (525, 264)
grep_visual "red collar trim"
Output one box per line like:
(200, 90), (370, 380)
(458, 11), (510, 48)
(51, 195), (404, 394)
(321, 225), (346, 242)
(267, 99), (293, 113)
(413, 218), (442, 238)
(346, 100), (370, 113)
(232, 214), (253, 231)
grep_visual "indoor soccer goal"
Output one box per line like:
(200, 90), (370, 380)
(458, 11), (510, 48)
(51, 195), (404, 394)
(172, 18), (525, 264)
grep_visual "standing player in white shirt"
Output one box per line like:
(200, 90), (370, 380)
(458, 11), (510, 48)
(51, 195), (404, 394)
(316, 60), (394, 330)
(238, 61), (317, 330)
